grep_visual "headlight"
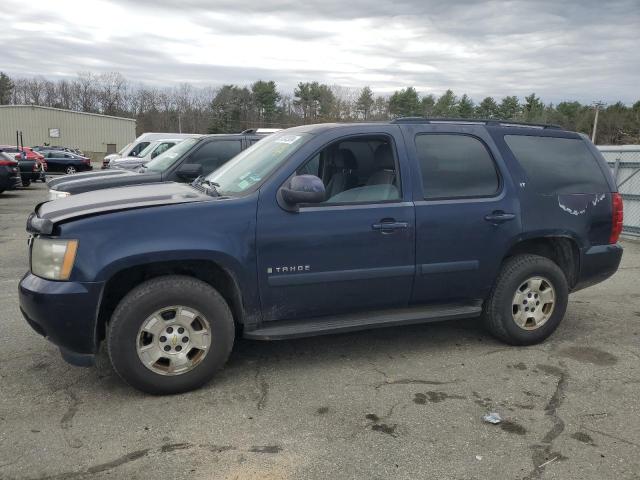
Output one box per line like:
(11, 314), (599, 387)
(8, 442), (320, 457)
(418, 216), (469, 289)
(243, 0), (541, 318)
(48, 189), (70, 201)
(31, 238), (78, 280)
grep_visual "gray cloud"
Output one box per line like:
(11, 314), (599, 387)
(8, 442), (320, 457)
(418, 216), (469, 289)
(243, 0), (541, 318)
(1, 0), (638, 103)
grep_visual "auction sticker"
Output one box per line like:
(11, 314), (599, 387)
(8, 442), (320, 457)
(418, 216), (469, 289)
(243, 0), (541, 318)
(274, 135), (301, 144)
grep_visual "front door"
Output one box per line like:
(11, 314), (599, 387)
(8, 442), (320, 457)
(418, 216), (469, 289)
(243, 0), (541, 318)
(256, 129), (416, 321)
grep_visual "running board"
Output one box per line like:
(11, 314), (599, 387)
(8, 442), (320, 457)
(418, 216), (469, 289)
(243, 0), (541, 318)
(243, 302), (482, 340)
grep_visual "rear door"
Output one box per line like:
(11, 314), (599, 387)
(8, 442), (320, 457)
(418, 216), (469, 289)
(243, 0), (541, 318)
(45, 151), (66, 172)
(403, 124), (521, 304)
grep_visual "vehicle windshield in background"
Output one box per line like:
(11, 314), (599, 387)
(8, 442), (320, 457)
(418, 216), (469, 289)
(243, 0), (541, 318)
(207, 132), (311, 194)
(135, 142), (156, 158)
(118, 143), (132, 156)
(145, 138), (200, 172)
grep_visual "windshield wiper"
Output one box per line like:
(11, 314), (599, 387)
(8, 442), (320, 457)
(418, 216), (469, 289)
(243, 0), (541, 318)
(191, 176), (220, 197)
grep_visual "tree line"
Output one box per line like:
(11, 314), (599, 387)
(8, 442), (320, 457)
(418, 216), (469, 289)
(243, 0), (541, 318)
(0, 71), (638, 144)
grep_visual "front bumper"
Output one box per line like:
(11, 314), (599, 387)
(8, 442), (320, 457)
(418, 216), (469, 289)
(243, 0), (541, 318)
(573, 243), (623, 291)
(19, 273), (104, 363)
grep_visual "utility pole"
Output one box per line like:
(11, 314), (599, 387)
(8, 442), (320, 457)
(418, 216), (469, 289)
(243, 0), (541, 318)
(591, 101), (605, 144)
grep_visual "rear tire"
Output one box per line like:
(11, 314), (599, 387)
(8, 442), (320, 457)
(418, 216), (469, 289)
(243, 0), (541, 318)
(107, 275), (235, 395)
(483, 254), (568, 345)
(21, 179), (31, 187)
(65, 166), (76, 174)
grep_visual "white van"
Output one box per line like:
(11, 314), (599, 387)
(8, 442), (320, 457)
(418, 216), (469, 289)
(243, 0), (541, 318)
(102, 133), (201, 169)
(108, 138), (198, 170)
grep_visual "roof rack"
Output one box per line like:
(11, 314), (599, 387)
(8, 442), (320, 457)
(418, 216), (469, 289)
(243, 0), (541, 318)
(390, 117), (562, 129)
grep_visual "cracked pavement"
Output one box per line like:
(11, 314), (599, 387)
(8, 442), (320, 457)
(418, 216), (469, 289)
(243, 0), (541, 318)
(1, 183), (639, 479)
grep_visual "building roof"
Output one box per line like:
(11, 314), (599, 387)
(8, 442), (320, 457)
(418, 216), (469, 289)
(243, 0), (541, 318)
(0, 105), (136, 122)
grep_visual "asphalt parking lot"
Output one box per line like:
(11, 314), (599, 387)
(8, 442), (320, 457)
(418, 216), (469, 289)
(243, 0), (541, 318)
(1, 182), (639, 480)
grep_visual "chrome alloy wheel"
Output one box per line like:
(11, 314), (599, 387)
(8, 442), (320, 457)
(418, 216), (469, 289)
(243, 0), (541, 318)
(511, 276), (556, 330)
(136, 306), (211, 375)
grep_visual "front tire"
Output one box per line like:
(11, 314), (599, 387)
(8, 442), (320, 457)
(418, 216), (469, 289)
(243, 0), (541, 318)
(66, 166), (77, 174)
(483, 254), (568, 345)
(107, 275), (235, 394)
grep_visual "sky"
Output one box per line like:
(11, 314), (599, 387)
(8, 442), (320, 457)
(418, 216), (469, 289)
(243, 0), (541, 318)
(1, 0), (639, 103)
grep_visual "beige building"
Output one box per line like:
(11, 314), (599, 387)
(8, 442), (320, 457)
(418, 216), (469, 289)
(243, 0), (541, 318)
(0, 105), (136, 160)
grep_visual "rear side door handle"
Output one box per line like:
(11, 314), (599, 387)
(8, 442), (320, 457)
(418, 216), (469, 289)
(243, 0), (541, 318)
(372, 220), (409, 233)
(484, 211), (516, 224)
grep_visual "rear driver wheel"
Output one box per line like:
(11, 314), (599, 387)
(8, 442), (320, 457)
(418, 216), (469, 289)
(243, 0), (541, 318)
(65, 166), (77, 174)
(483, 254), (568, 345)
(107, 275), (235, 394)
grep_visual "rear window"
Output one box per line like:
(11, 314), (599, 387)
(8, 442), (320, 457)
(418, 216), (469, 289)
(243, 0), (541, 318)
(504, 135), (608, 194)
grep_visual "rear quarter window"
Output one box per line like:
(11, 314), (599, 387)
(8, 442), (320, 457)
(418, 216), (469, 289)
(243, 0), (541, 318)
(504, 135), (608, 194)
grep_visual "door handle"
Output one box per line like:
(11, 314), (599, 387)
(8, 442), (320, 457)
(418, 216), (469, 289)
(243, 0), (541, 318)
(484, 211), (516, 224)
(372, 220), (409, 233)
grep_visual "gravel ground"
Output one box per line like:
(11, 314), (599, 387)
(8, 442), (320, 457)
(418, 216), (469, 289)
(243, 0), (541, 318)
(1, 181), (639, 480)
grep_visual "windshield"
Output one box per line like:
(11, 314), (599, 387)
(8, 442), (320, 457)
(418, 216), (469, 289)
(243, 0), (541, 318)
(206, 132), (311, 194)
(136, 142), (157, 158)
(118, 143), (132, 155)
(145, 138), (200, 172)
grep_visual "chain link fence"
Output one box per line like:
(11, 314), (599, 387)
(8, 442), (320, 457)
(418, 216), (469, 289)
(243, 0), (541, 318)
(598, 146), (640, 237)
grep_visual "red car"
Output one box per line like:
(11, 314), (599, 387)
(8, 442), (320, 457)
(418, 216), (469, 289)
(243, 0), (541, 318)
(0, 146), (47, 183)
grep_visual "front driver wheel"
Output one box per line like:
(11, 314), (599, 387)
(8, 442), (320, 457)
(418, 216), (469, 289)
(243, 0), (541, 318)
(483, 254), (568, 345)
(108, 275), (235, 394)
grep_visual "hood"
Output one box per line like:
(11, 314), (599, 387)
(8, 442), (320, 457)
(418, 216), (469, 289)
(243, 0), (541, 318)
(104, 153), (121, 161)
(51, 169), (163, 195)
(29, 182), (212, 232)
(112, 157), (145, 169)
(48, 168), (133, 189)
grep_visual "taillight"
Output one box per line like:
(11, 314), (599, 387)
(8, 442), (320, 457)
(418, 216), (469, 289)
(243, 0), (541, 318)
(0, 160), (15, 166)
(610, 192), (623, 244)
(83, 158), (90, 164)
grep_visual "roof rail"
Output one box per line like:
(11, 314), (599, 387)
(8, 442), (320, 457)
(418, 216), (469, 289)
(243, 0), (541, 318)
(390, 117), (562, 129)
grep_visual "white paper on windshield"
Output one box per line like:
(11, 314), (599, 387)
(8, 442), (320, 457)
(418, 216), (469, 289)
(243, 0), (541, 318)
(274, 135), (301, 145)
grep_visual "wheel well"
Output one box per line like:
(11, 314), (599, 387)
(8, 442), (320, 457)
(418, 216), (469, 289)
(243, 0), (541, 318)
(504, 237), (579, 288)
(97, 260), (243, 342)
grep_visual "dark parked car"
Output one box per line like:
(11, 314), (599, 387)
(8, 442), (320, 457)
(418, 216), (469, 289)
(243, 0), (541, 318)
(46, 132), (267, 200)
(39, 150), (92, 175)
(20, 119), (623, 394)
(0, 146), (46, 185)
(0, 152), (22, 193)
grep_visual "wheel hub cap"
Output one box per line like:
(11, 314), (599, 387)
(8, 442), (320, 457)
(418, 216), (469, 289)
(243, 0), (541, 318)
(136, 306), (211, 376)
(511, 276), (556, 330)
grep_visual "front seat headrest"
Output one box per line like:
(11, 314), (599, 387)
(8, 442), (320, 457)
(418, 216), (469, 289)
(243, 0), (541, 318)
(334, 149), (358, 170)
(374, 143), (395, 169)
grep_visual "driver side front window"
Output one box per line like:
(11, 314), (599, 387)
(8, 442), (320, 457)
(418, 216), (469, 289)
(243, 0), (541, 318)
(296, 135), (401, 204)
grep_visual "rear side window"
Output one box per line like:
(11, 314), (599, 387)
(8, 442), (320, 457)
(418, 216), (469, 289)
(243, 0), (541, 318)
(415, 134), (499, 199)
(504, 135), (608, 194)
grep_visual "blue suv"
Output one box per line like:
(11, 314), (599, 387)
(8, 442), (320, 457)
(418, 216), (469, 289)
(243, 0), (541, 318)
(19, 118), (623, 394)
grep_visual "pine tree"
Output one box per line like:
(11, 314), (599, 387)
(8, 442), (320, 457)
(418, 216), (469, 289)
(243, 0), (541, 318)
(356, 86), (374, 120)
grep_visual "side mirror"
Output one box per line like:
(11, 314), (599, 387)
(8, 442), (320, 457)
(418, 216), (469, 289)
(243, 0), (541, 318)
(280, 175), (326, 206)
(176, 163), (203, 181)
